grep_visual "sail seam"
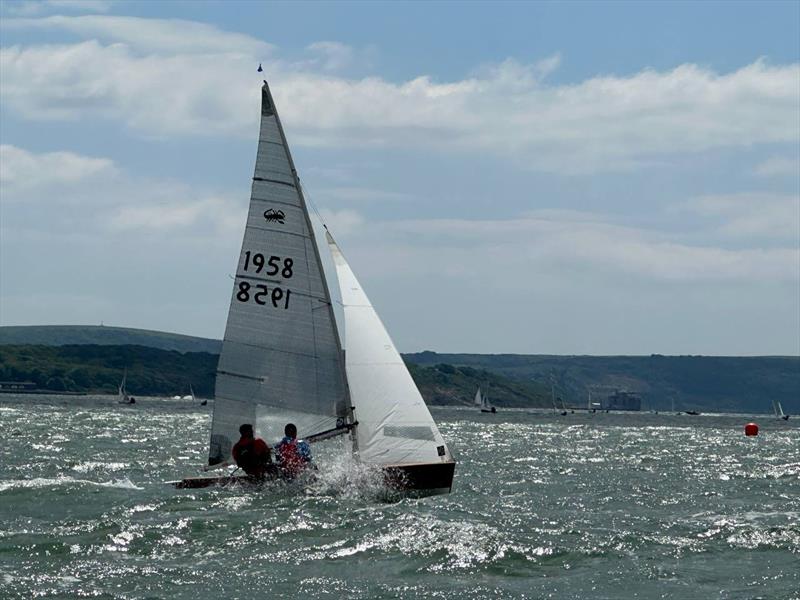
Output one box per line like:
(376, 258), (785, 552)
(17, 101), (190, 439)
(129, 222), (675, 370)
(218, 342), (328, 360)
(216, 370), (264, 382)
(253, 177), (295, 187)
(245, 224), (310, 239)
(248, 197), (303, 209)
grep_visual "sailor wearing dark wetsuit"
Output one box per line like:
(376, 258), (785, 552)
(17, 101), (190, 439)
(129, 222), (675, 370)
(231, 423), (271, 478)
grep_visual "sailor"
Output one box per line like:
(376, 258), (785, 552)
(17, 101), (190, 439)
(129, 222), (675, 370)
(274, 423), (312, 479)
(231, 423), (271, 477)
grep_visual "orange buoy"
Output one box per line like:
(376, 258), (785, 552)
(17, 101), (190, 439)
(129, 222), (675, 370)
(744, 422), (759, 436)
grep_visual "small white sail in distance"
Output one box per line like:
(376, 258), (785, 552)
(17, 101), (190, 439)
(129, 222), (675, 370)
(773, 399), (786, 419)
(326, 230), (454, 468)
(474, 387), (483, 407)
(117, 370), (130, 403)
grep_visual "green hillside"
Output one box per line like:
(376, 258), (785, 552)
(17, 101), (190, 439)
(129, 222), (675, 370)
(0, 325), (221, 354)
(0, 345), (218, 397)
(1, 326), (797, 413)
(0, 344), (545, 407)
(405, 352), (800, 414)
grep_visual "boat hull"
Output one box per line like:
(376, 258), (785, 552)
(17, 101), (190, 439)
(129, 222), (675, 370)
(171, 464), (287, 489)
(172, 461), (456, 495)
(382, 461), (456, 496)
(171, 474), (267, 489)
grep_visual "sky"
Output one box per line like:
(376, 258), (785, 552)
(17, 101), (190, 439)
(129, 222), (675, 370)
(0, 0), (798, 356)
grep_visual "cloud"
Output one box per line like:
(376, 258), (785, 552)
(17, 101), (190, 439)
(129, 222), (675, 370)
(2, 0), (114, 17)
(679, 193), (800, 240)
(1, 15), (798, 173)
(754, 156), (800, 178)
(318, 208), (365, 236)
(0, 144), (244, 236)
(108, 195), (242, 233)
(333, 210), (799, 286)
(304, 41), (356, 72)
(2, 15), (271, 54)
(0, 143), (116, 194)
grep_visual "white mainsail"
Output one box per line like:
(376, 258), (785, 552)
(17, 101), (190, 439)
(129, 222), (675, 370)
(209, 82), (349, 466)
(117, 370), (130, 404)
(327, 232), (454, 467)
(773, 399), (786, 419)
(474, 387), (483, 407)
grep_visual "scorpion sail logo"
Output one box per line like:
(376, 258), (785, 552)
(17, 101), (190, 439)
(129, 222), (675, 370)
(263, 209), (286, 224)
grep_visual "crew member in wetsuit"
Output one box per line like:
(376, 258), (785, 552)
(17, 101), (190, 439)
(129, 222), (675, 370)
(231, 423), (271, 478)
(274, 423), (312, 479)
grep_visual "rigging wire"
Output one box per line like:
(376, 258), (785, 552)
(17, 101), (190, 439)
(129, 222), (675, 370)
(298, 179), (330, 232)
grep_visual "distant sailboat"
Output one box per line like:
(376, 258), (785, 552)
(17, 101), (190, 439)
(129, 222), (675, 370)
(173, 79), (455, 495)
(117, 370), (134, 404)
(772, 399), (790, 421)
(551, 382), (567, 416)
(474, 386), (496, 413)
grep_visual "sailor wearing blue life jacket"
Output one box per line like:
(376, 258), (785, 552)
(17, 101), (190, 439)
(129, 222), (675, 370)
(274, 423), (312, 479)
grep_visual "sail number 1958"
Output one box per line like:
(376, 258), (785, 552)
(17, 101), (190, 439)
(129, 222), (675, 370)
(237, 250), (295, 310)
(243, 251), (293, 278)
(236, 281), (291, 309)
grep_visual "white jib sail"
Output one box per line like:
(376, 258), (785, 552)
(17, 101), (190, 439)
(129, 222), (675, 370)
(209, 82), (349, 465)
(326, 231), (453, 467)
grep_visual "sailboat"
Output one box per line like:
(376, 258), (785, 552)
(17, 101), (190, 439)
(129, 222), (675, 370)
(117, 370), (134, 404)
(551, 382), (566, 416)
(173, 80), (455, 495)
(772, 399), (790, 421)
(474, 386), (496, 413)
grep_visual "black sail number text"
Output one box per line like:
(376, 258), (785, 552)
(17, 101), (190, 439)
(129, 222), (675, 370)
(236, 281), (291, 310)
(243, 251), (294, 279)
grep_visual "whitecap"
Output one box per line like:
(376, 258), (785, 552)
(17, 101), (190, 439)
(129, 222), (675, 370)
(0, 475), (142, 492)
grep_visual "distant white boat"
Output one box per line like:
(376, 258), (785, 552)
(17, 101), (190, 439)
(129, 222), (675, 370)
(772, 399), (790, 421)
(551, 381), (567, 416)
(475, 386), (496, 413)
(117, 370), (134, 404)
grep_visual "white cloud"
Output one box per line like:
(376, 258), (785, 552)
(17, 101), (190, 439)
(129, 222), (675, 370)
(680, 192), (800, 240)
(0, 144), (244, 236)
(1, 15), (798, 173)
(333, 210), (799, 286)
(109, 195), (241, 233)
(0, 143), (116, 194)
(2, 15), (271, 54)
(318, 208), (365, 236)
(754, 155), (800, 178)
(2, 0), (114, 17)
(304, 41), (356, 72)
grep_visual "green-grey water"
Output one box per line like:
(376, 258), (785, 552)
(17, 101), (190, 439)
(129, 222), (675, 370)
(1, 396), (798, 599)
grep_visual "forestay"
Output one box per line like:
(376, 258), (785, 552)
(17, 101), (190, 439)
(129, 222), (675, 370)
(326, 232), (453, 467)
(209, 83), (349, 466)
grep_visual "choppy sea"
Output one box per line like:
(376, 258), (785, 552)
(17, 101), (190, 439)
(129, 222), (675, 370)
(0, 395), (798, 599)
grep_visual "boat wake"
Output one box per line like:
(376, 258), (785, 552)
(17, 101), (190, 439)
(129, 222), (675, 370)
(303, 454), (398, 501)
